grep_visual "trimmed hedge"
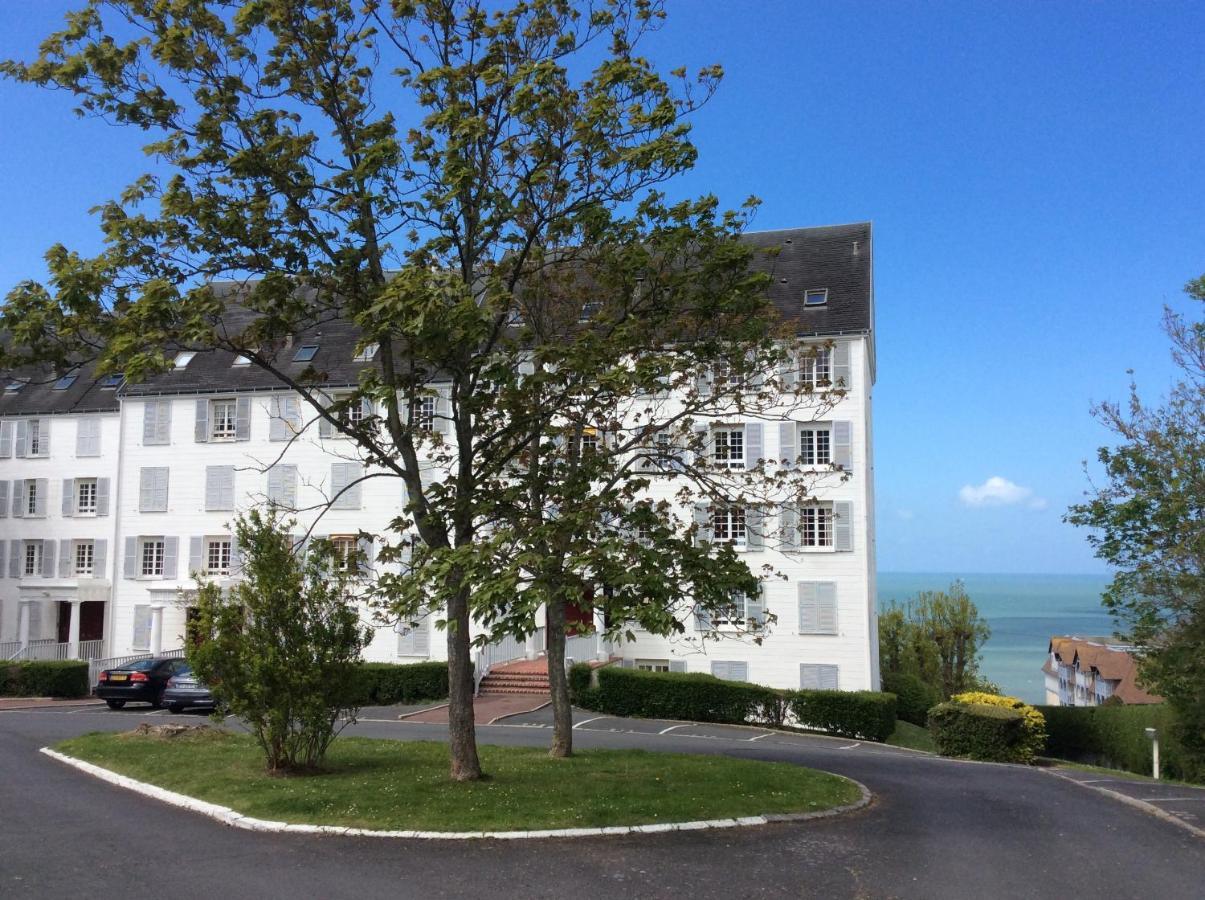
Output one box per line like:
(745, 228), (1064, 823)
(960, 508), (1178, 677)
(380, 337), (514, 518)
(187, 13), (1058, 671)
(951, 692), (1045, 763)
(568, 662), (596, 708)
(928, 701), (1030, 763)
(0, 660), (89, 698)
(1039, 704), (1199, 783)
(355, 661), (452, 705)
(791, 689), (897, 742)
(883, 672), (941, 727)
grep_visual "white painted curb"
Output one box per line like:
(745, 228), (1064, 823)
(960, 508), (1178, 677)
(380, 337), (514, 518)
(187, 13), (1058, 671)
(40, 746), (871, 841)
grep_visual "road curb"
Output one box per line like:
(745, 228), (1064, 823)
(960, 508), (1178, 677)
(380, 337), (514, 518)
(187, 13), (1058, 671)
(1039, 767), (1205, 840)
(39, 746), (871, 841)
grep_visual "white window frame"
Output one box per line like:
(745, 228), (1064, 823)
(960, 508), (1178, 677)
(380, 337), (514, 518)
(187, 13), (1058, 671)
(635, 659), (670, 673)
(711, 507), (747, 549)
(336, 392), (365, 428)
(800, 347), (831, 389)
(23, 541), (41, 577)
(414, 396), (436, 433)
(804, 288), (829, 307)
(28, 419), (42, 457)
(799, 424), (831, 467)
(712, 427), (745, 470)
(174, 351), (197, 368)
(800, 504), (834, 549)
(204, 537), (232, 576)
(140, 538), (165, 578)
(74, 540), (95, 576)
(75, 477), (98, 516)
(331, 535), (357, 573)
(26, 480), (38, 516)
(353, 343), (379, 362)
(209, 399), (238, 441)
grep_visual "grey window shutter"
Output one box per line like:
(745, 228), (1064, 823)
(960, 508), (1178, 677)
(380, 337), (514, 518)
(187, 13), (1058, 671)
(230, 535), (243, 573)
(143, 401), (170, 445)
(37, 419), (50, 457)
(711, 661), (748, 682)
(780, 349), (799, 390)
(331, 463), (362, 510)
(692, 502), (710, 545)
(800, 664), (821, 691)
(96, 478), (110, 516)
(139, 469), (153, 511)
(205, 466), (235, 511)
(821, 665), (839, 691)
(668, 660), (687, 673)
(235, 397), (251, 440)
(123, 537), (137, 579)
(695, 603), (711, 631)
(0, 480), (7, 518)
(745, 422), (763, 466)
(15, 420), (27, 457)
(832, 420), (852, 470)
(0, 541), (5, 578)
(317, 391), (334, 438)
(59, 539), (72, 578)
(620, 658), (636, 669)
(745, 506), (764, 551)
(434, 386), (452, 437)
(779, 422), (797, 469)
(92, 540), (107, 578)
(8, 540), (20, 578)
(270, 396), (299, 441)
(132, 605), (151, 650)
(188, 536), (204, 576)
(696, 368), (711, 397)
(162, 536), (179, 580)
(357, 536), (373, 575)
(832, 342), (851, 388)
(0, 420), (11, 458)
(41, 539), (55, 577)
(194, 399), (210, 442)
(34, 479), (48, 517)
(798, 583), (819, 633)
(833, 501), (853, 551)
(76, 417), (100, 456)
(817, 582), (838, 634)
(691, 424), (708, 466)
(780, 503), (798, 548)
(397, 608), (430, 656)
(12, 479), (24, 517)
(62, 479), (75, 517)
(745, 585), (765, 628)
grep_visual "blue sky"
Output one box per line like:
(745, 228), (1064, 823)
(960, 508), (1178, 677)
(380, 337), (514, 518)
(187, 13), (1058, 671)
(1, 2), (1201, 575)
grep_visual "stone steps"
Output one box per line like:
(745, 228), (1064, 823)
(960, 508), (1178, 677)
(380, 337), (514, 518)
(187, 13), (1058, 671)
(479, 670), (551, 695)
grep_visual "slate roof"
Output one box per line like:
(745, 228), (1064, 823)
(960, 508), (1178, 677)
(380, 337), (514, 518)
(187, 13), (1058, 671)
(0, 358), (122, 417)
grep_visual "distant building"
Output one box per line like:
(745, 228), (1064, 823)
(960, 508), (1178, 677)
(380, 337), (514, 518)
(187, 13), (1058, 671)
(1043, 636), (1161, 707)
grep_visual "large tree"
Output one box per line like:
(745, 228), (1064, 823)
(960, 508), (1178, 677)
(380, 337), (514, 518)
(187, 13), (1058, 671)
(1067, 277), (1204, 772)
(0, 0), (839, 775)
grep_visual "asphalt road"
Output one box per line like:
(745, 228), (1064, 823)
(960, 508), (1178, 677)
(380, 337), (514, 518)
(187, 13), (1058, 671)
(1, 704), (1201, 899)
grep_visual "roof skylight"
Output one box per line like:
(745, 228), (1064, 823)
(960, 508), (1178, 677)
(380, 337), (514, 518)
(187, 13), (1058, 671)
(804, 288), (828, 307)
(293, 344), (319, 362)
(174, 351), (197, 369)
(53, 374), (78, 390)
(353, 343), (379, 362)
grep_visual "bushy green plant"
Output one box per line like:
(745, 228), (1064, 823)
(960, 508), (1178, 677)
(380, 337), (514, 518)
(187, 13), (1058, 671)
(1039, 704), (1200, 783)
(928, 702), (1030, 763)
(594, 666), (777, 724)
(567, 662), (599, 709)
(791, 690), (897, 742)
(882, 671), (941, 726)
(951, 691), (1045, 763)
(356, 662), (452, 705)
(189, 510), (369, 773)
(0, 660), (89, 698)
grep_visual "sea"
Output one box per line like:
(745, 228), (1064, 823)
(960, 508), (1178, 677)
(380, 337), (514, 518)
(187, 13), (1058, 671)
(876, 572), (1117, 704)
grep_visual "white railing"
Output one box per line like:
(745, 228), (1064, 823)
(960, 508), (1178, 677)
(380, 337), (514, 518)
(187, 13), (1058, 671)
(10, 639), (108, 662)
(0, 640), (23, 660)
(473, 632), (528, 695)
(89, 648), (186, 689)
(564, 632), (601, 666)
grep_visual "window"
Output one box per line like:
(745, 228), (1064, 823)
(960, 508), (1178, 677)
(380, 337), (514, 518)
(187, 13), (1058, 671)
(331, 536), (357, 572)
(205, 538), (232, 576)
(232, 354), (251, 367)
(76, 478), (98, 515)
(140, 539), (165, 577)
(99, 373), (124, 389)
(800, 347), (831, 388)
(74, 541), (95, 576)
(804, 288), (828, 307)
(28, 419), (42, 457)
(712, 427), (744, 470)
(53, 374), (77, 390)
(799, 425), (831, 466)
(712, 360), (736, 392)
(5, 380), (24, 393)
(800, 504), (833, 548)
(209, 399), (237, 440)
(26, 479), (38, 516)
(23, 541), (41, 576)
(711, 507), (747, 548)
(579, 300), (602, 322)
(636, 660), (670, 673)
(414, 396), (436, 432)
(579, 428), (600, 455)
(336, 392), (367, 427)
(353, 343), (378, 362)
(173, 351), (196, 369)
(292, 344), (319, 362)
(712, 590), (762, 628)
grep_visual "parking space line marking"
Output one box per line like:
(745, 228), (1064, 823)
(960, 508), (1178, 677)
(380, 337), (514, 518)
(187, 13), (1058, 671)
(1139, 797), (1199, 802)
(837, 742), (860, 750)
(658, 724), (690, 735)
(747, 733), (773, 742)
(572, 715), (608, 730)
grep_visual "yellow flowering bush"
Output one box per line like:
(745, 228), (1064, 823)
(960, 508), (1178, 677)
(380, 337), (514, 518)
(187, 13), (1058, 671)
(951, 692), (1046, 762)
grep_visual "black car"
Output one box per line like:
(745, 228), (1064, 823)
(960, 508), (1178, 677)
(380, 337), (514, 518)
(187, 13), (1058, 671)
(96, 657), (190, 709)
(162, 666), (216, 714)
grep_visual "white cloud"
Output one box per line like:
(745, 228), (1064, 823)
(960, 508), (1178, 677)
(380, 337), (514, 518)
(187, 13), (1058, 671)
(959, 476), (1047, 510)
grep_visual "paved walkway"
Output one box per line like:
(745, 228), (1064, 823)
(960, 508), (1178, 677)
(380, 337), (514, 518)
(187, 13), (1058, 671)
(399, 693), (550, 725)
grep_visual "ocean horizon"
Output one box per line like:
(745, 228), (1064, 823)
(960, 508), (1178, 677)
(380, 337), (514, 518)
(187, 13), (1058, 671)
(876, 571), (1118, 704)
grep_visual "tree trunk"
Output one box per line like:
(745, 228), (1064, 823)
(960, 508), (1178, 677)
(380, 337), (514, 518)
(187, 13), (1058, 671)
(545, 594), (573, 758)
(445, 583), (483, 781)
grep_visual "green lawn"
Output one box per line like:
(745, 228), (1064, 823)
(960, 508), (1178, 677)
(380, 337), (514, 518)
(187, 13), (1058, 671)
(56, 730), (861, 831)
(886, 720), (935, 752)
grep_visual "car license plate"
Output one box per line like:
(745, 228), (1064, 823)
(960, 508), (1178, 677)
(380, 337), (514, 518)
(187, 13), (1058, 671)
(109, 674), (127, 682)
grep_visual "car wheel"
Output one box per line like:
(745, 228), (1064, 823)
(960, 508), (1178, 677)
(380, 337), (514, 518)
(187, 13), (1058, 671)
(168, 704), (184, 714)
(151, 690), (166, 710)
(105, 700), (126, 710)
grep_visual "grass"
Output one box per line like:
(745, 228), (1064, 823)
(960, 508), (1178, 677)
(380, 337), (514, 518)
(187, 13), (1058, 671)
(886, 720), (935, 752)
(56, 730), (862, 831)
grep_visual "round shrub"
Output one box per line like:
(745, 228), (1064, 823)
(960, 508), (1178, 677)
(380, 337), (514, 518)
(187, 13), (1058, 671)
(882, 672), (940, 726)
(928, 701), (1030, 762)
(950, 691), (1046, 763)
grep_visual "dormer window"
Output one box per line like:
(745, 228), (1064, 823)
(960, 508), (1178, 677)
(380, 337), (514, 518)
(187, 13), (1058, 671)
(173, 351), (197, 369)
(292, 344), (319, 362)
(804, 288), (828, 307)
(53, 374), (78, 390)
(353, 343), (379, 362)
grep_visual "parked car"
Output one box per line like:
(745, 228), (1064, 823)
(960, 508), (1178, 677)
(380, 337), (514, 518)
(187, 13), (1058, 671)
(96, 657), (190, 709)
(162, 666), (216, 714)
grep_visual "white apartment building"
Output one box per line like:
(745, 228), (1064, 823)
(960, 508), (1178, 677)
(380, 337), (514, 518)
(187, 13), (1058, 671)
(1, 222), (878, 693)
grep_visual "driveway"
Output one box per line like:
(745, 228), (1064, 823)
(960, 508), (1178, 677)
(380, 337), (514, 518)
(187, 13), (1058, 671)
(1, 704), (1201, 899)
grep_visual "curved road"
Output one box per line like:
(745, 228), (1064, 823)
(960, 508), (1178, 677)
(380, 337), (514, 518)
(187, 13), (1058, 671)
(1, 704), (1201, 899)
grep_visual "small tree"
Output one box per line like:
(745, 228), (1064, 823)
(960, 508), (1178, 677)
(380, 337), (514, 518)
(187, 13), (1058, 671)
(189, 509), (369, 773)
(879, 581), (991, 700)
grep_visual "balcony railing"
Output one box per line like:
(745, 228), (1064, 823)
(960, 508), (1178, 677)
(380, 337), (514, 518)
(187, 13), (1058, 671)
(9, 639), (106, 662)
